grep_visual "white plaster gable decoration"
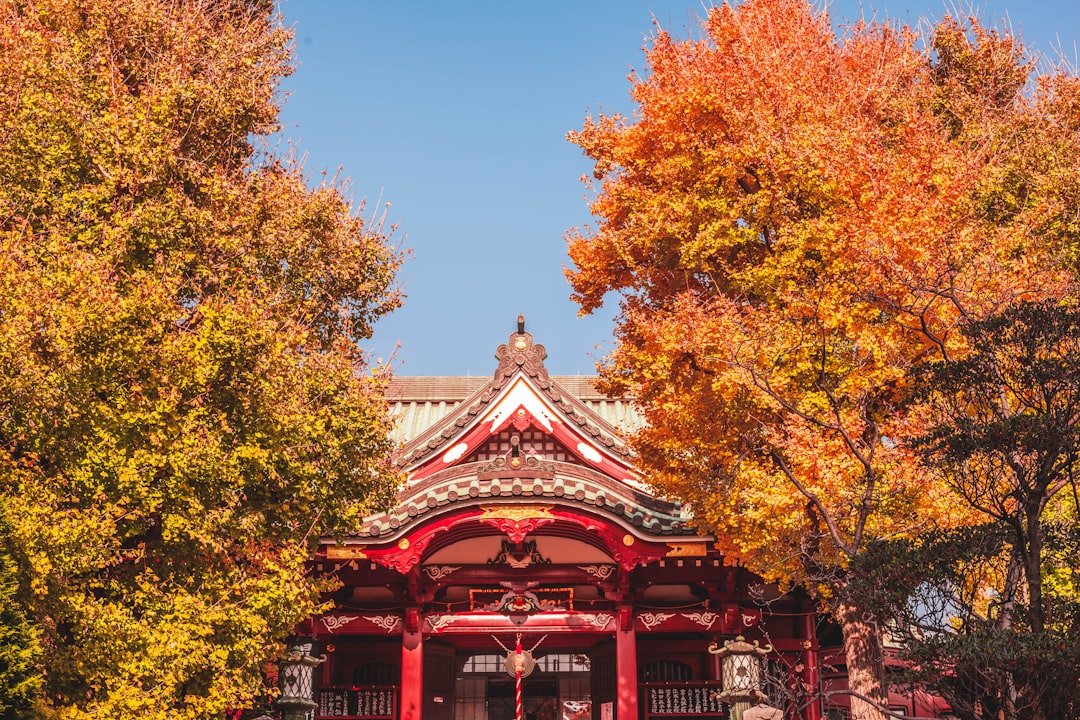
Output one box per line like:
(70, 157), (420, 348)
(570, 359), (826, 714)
(483, 376), (559, 433)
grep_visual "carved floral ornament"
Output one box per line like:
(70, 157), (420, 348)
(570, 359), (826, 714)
(363, 615), (401, 633)
(579, 613), (614, 630)
(320, 614), (403, 634)
(634, 610), (724, 631)
(473, 588), (571, 615)
(423, 565), (461, 582)
(682, 611), (721, 629)
(577, 564), (616, 580)
(321, 615), (359, 633)
(488, 539), (551, 568)
(639, 612), (676, 630)
(479, 504), (556, 544)
(478, 452), (553, 476)
(426, 615), (454, 633)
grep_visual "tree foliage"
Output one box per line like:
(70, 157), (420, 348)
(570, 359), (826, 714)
(0, 1), (402, 718)
(914, 300), (1080, 633)
(566, 1), (1077, 717)
(0, 514), (41, 720)
(852, 519), (1080, 720)
(867, 301), (1080, 720)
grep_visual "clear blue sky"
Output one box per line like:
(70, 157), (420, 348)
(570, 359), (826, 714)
(276, 1), (1078, 376)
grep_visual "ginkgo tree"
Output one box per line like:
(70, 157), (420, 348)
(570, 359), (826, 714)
(0, 1), (402, 719)
(567, 1), (1077, 718)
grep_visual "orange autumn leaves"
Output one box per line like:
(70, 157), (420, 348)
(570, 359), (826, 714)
(567, 0), (1076, 583)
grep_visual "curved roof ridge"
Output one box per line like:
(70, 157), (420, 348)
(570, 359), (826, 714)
(394, 319), (636, 469)
(388, 375), (619, 401)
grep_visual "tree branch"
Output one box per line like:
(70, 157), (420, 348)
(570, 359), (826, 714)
(769, 448), (854, 557)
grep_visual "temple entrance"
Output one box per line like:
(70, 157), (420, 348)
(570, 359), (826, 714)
(487, 679), (556, 720)
(453, 650), (593, 720)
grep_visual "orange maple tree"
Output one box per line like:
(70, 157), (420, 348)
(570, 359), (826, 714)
(567, 1), (1077, 718)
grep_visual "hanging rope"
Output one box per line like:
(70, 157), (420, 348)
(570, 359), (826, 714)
(529, 633), (548, 654)
(515, 634), (523, 720)
(489, 632), (549, 720)
(491, 633), (548, 654)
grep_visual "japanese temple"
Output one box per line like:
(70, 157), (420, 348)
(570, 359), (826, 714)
(297, 320), (948, 720)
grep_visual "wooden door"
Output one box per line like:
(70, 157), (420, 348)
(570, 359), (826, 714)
(423, 641), (456, 720)
(591, 641), (616, 720)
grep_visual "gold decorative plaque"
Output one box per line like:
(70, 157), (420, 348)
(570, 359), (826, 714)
(666, 542), (708, 557)
(479, 505), (554, 521)
(325, 545), (368, 560)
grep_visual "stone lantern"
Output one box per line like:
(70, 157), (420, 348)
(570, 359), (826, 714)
(708, 636), (773, 720)
(276, 643), (326, 720)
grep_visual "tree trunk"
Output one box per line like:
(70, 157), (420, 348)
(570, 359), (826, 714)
(1023, 500), (1046, 633)
(999, 550), (1023, 630)
(998, 552), (1023, 719)
(834, 602), (888, 720)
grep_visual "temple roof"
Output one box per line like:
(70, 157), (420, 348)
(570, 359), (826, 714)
(339, 317), (708, 558)
(388, 376), (644, 443)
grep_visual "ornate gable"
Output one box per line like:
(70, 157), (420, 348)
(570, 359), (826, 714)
(464, 429), (580, 465)
(329, 317), (711, 573)
(397, 317), (633, 482)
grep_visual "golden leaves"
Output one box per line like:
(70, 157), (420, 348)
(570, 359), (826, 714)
(0, 0), (401, 717)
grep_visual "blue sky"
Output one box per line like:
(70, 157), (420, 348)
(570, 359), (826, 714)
(277, 1), (1079, 376)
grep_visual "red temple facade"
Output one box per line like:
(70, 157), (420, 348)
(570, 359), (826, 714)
(299, 322), (948, 720)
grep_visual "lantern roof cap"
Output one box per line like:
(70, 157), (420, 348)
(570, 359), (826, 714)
(282, 644), (326, 667)
(708, 635), (773, 657)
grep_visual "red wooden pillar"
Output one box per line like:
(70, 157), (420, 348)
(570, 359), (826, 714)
(616, 605), (639, 720)
(401, 609), (423, 720)
(802, 611), (822, 720)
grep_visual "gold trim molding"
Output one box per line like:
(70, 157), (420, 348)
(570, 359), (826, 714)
(325, 545), (368, 560)
(479, 505), (554, 521)
(666, 542), (708, 557)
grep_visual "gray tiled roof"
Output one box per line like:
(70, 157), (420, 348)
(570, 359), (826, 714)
(388, 376), (644, 443)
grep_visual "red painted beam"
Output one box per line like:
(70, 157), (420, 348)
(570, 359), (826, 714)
(633, 606), (759, 635)
(423, 611), (616, 634)
(314, 613), (404, 636)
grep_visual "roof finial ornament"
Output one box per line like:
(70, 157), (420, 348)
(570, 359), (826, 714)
(494, 314), (547, 379)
